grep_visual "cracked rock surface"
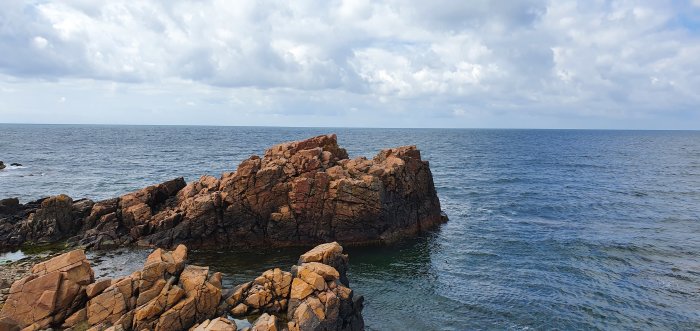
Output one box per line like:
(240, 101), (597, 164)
(0, 242), (364, 331)
(0, 134), (445, 251)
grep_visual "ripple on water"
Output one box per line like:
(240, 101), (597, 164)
(2, 127), (700, 329)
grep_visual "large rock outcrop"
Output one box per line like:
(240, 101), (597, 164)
(0, 134), (445, 251)
(0, 242), (364, 331)
(0, 250), (94, 330)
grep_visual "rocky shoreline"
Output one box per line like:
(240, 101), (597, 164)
(0, 251), (66, 311)
(0, 242), (364, 331)
(0, 134), (446, 252)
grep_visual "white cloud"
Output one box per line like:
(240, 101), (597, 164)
(0, 0), (699, 128)
(32, 36), (48, 49)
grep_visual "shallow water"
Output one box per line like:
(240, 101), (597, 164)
(1, 125), (700, 330)
(0, 250), (26, 263)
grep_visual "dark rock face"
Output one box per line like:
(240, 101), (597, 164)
(23, 195), (94, 244)
(0, 197), (46, 248)
(0, 134), (444, 250)
(0, 242), (363, 331)
(0, 196), (94, 249)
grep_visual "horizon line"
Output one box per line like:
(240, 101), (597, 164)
(0, 122), (699, 131)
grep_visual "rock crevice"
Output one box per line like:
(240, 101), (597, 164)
(0, 242), (364, 331)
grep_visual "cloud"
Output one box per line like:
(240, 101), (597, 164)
(0, 0), (699, 128)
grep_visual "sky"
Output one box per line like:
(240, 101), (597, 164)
(1, 0), (700, 129)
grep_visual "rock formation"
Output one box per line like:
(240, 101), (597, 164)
(0, 250), (94, 330)
(0, 242), (364, 331)
(286, 242), (364, 331)
(0, 162), (23, 169)
(0, 134), (445, 251)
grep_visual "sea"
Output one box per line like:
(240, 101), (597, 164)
(1, 124), (699, 330)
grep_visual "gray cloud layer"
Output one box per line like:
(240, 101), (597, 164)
(1, 0), (699, 128)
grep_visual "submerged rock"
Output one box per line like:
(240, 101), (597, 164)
(0, 134), (445, 251)
(0, 242), (364, 331)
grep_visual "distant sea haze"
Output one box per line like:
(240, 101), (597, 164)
(1, 124), (699, 329)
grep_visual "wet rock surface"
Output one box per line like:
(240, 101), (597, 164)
(0, 242), (364, 331)
(0, 134), (445, 251)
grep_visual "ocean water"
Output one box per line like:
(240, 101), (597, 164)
(1, 124), (700, 330)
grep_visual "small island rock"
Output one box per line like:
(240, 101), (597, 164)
(0, 134), (445, 251)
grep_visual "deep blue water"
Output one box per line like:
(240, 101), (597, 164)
(1, 124), (700, 330)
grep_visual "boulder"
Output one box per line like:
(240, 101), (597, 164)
(0, 242), (365, 331)
(251, 313), (279, 331)
(0, 161), (4, 170)
(86, 278), (111, 298)
(132, 277), (185, 328)
(223, 268), (292, 317)
(152, 266), (222, 331)
(85, 270), (140, 328)
(59, 244), (226, 331)
(298, 242), (349, 286)
(87, 284), (129, 326)
(290, 278), (314, 301)
(0, 249), (94, 329)
(62, 307), (87, 328)
(191, 317), (237, 331)
(287, 243), (364, 331)
(138, 244), (187, 298)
